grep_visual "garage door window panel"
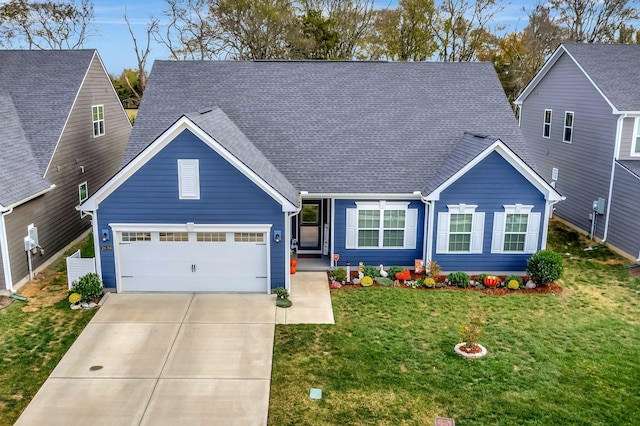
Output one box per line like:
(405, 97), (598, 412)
(234, 232), (265, 242)
(159, 232), (189, 242)
(197, 232), (226, 242)
(121, 232), (151, 242)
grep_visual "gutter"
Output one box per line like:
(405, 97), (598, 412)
(2, 184), (56, 210)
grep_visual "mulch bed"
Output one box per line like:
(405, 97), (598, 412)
(328, 271), (562, 296)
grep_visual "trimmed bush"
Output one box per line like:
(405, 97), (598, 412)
(71, 272), (103, 302)
(273, 287), (289, 299)
(363, 265), (380, 278)
(331, 268), (347, 282)
(448, 271), (470, 288)
(387, 266), (403, 280)
(526, 250), (563, 285)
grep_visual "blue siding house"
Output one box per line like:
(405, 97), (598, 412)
(81, 61), (562, 293)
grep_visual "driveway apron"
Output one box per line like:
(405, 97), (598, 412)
(16, 293), (276, 426)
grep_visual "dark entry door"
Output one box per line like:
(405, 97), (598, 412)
(299, 200), (321, 251)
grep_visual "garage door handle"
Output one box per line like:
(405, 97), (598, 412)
(256, 276), (267, 278)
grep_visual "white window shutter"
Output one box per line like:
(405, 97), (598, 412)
(345, 208), (357, 249)
(470, 212), (485, 254)
(525, 212), (541, 253)
(404, 208), (418, 249)
(436, 212), (449, 254)
(491, 212), (505, 253)
(178, 160), (200, 199)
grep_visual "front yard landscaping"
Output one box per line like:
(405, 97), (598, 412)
(269, 221), (640, 425)
(0, 236), (96, 426)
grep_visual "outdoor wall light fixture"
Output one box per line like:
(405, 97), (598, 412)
(274, 230), (282, 243)
(102, 229), (110, 242)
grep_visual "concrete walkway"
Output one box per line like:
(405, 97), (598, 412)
(277, 272), (334, 325)
(16, 293), (276, 426)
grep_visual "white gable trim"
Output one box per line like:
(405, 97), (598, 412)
(425, 139), (563, 202)
(515, 45), (618, 114)
(81, 117), (296, 212)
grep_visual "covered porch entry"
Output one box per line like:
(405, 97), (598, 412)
(292, 198), (332, 271)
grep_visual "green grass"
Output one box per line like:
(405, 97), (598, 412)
(0, 235), (97, 425)
(269, 222), (640, 425)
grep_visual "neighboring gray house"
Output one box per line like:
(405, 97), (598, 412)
(515, 43), (640, 261)
(0, 50), (131, 291)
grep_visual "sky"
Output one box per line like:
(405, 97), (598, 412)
(56, 1), (533, 75)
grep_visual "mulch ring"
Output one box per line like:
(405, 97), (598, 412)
(0, 295), (14, 310)
(328, 271), (562, 296)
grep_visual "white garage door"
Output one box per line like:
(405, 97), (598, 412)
(115, 227), (269, 292)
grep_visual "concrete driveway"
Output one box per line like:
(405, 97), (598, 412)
(16, 293), (276, 426)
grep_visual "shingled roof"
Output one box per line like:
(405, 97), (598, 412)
(129, 60), (531, 196)
(562, 43), (640, 112)
(0, 49), (96, 206)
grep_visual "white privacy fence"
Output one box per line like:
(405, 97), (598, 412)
(66, 250), (96, 289)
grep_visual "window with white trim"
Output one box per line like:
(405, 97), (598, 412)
(121, 232), (151, 242)
(345, 201), (418, 249)
(178, 159), (200, 199)
(92, 105), (105, 137)
(632, 118), (640, 156)
(78, 181), (88, 203)
(436, 204), (484, 254)
(563, 111), (574, 143)
(543, 109), (552, 138)
(491, 205), (541, 254)
(159, 232), (189, 242)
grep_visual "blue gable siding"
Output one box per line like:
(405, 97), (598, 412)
(334, 199), (425, 267)
(97, 129), (286, 288)
(433, 151), (546, 272)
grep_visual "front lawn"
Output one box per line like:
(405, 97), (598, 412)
(0, 236), (96, 425)
(269, 222), (640, 425)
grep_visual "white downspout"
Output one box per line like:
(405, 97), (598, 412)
(541, 198), (564, 248)
(0, 207), (14, 292)
(603, 115), (625, 242)
(414, 192), (434, 264)
(284, 193), (303, 292)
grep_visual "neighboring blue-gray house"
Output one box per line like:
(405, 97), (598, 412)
(515, 43), (640, 261)
(81, 61), (562, 293)
(0, 50), (131, 292)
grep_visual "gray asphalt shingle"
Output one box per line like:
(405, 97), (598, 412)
(563, 43), (640, 112)
(129, 61), (530, 196)
(0, 49), (96, 205)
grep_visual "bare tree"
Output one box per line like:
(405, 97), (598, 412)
(210, 0), (297, 60)
(299, 0), (376, 59)
(154, 0), (220, 60)
(433, 0), (503, 62)
(124, 11), (158, 107)
(549, 0), (639, 43)
(0, 0), (94, 49)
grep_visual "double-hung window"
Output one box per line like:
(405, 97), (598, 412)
(92, 105), (105, 137)
(543, 109), (552, 138)
(436, 204), (484, 254)
(563, 111), (574, 143)
(491, 205), (540, 254)
(345, 201), (418, 249)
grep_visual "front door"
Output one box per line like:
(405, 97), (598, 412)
(299, 200), (321, 251)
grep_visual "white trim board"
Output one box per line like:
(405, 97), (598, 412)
(80, 117), (297, 213)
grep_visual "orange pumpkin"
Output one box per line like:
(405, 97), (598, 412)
(483, 275), (499, 287)
(396, 269), (411, 281)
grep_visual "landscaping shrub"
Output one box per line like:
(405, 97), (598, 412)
(409, 278), (425, 289)
(375, 277), (393, 286)
(274, 287), (289, 299)
(361, 276), (373, 287)
(506, 274), (523, 286)
(387, 266), (403, 279)
(526, 250), (563, 285)
(363, 265), (380, 278)
(427, 260), (441, 277)
(448, 271), (470, 288)
(70, 272), (103, 302)
(331, 268), (347, 282)
(424, 277), (436, 288)
(477, 273), (490, 285)
(459, 309), (484, 349)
